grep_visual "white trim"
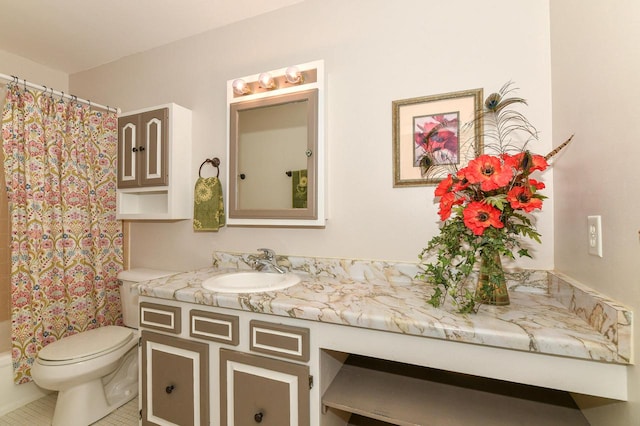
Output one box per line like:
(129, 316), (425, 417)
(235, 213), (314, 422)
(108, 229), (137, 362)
(226, 59), (327, 227)
(145, 117), (163, 180)
(145, 341), (200, 426)
(225, 360), (298, 426)
(252, 327), (303, 357)
(191, 316), (233, 341)
(140, 307), (175, 330)
(120, 123), (136, 182)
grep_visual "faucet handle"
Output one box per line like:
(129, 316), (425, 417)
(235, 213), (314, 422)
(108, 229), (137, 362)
(257, 248), (275, 260)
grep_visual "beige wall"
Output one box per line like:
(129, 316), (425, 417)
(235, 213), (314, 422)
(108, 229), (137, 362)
(0, 50), (68, 92)
(71, 0), (554, 272)
(551, 1), (640, 424)
(3, 1), (639, 423)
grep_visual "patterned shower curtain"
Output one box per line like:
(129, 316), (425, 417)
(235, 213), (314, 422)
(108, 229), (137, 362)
(1, 84), (123, 383)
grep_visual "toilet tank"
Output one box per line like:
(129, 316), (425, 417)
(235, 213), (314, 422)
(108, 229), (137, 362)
(117, 268), (177, 328)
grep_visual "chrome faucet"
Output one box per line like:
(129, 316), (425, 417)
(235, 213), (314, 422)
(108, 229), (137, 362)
(250, 248), (287, 274)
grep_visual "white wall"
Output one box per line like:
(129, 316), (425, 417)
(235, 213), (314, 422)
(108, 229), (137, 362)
(0, 50), (68, 92)
(71, 0), (554, 272)
(550, 1), (640, 424)
(5, 2), (637, 423)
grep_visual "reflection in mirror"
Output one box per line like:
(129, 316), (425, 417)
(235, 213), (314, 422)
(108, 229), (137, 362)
(226, 60), (325, 227)
(236, 93), (314, 210)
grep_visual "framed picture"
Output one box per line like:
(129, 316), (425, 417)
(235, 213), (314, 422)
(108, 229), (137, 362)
(392, 88), (483, 186)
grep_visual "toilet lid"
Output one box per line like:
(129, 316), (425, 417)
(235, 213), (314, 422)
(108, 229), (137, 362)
(38, 326), (134, 363)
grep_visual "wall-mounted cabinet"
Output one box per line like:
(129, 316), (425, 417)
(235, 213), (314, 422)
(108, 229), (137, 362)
(118, 108), (168, 188)
(116, 103), (192, 220)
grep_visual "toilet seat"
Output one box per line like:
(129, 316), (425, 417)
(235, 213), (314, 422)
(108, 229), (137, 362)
(37, 326), (134, 366)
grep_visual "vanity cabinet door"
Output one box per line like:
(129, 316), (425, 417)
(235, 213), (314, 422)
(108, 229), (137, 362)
(141, 331), (209, 426)
(220, 349), (310, 426)
(117, 107), (168, 188)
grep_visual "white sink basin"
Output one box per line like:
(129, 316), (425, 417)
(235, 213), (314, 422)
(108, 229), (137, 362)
(201, 271), (301, 293)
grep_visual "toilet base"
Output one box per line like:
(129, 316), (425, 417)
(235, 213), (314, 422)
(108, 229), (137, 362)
(51, 347), (138, 426)
(54, 379), (107, 426)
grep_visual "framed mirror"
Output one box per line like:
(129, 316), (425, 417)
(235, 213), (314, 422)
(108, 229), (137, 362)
(226, 60), (326, 227)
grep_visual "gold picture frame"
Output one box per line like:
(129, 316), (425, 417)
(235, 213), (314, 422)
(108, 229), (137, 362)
(392, 88), (483, 186)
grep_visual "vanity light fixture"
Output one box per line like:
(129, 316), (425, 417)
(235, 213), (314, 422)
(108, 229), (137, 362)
(258, 72), (276, 90)
(284, 66), (303, 84)
(232, 79), (251, 96)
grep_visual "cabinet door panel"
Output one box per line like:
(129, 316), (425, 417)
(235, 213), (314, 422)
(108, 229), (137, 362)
(150, 348), (195, 425)
(141, 108), (168, 187)
(234, 370), (291, 426)
(142, 331), (209, 426)
(220, 349), (310, 426)
(117, 115), (138, 188)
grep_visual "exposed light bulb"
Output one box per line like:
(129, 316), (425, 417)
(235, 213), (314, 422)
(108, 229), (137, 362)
(232, 79), (250, 95)
(284, 66), (303, 84)
(258, 72), (276, 89)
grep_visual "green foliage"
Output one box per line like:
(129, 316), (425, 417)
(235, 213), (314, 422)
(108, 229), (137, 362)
(418, 212), (537, 313)
(417, 82), (549, 313)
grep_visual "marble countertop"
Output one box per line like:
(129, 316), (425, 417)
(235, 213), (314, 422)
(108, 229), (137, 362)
(137, 252), (632, 365)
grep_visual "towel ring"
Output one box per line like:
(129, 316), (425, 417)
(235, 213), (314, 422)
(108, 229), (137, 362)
(199, 157), (220, 178)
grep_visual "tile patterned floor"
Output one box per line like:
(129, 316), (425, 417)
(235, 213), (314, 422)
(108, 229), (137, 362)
(0, 393), (138, 425)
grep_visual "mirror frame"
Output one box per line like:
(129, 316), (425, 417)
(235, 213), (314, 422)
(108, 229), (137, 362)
(229, 89), (318, 219)
(226, 60), (326, 227)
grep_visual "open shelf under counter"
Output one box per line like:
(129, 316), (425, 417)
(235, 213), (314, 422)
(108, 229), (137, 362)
(321, 354), (589, 426)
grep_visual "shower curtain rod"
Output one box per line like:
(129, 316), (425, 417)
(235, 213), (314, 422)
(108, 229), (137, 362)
(0, 72), (120, 114)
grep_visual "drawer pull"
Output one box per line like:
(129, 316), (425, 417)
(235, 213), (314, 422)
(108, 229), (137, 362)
(254, 412), (263, 423)
(165, 384), (175, 394)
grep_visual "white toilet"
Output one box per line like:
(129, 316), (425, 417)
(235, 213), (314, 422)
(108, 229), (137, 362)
(31, 268), (175, 426)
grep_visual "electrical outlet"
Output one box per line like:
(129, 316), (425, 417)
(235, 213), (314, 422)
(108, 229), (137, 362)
(588, 215), (603, 257)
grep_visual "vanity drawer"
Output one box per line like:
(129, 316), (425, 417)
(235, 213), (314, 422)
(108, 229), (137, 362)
(190, 310), (239, 345)
(249, 320), (310, 362)
(139, 302), (181, 334)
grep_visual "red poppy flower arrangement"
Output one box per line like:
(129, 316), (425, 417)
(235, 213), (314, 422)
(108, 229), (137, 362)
(417, 83), (572, 313)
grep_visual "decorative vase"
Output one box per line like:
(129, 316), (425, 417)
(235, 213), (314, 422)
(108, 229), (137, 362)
(475, 253), (510, 306)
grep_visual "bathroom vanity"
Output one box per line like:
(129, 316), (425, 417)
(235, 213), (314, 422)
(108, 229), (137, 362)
(137, 252), (632, 425)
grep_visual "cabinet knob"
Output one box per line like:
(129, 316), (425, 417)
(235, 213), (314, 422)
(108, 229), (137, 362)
(165, 385), (175, 394)
(132, 147), (138, 152)
(138, 146), (146, 152)
(254, 412), (263, 423)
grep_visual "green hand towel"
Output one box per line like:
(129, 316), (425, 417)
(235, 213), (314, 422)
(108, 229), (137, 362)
(193, 177), (225, 231)
(292, 169), (308, 209)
